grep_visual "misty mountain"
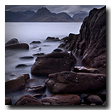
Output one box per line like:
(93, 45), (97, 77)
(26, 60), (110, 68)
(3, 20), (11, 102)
(72, 11), (89, 22)
(5, 7), (88, 22)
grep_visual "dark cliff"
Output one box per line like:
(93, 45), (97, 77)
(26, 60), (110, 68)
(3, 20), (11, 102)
(59, 6), (106, 74)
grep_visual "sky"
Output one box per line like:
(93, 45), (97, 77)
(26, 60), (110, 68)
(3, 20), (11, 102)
(5, 5), (105, 17)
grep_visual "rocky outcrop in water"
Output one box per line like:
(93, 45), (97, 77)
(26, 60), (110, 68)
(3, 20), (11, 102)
(5, 38), (19, 46)
(31, 52), (74, 75)
(59, 6), (106, 74)
(45, 71), (106, 93)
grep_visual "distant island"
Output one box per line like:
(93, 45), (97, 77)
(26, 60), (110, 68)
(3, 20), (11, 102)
(5, 7), (88, 22)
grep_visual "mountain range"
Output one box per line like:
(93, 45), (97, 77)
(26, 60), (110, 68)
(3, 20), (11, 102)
(5, 7), (88, 22)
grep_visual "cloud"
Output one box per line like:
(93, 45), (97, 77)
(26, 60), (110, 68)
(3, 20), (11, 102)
(5, 5), (105, 16)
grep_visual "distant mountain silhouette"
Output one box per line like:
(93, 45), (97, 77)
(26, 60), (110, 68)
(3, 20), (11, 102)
(72, 11), (89, 22)
(5, 7), (88, 22)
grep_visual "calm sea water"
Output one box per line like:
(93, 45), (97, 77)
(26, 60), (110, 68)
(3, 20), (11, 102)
(5, 22), (82, 104)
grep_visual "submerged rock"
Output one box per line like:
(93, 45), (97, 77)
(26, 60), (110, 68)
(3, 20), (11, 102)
(20, 56), (34, 59)
(73, 66), (99, 73)
(30, 41), (41, 44)
(41, 94), (80, 105)
(45, 37), (61, 42)
(46, 71), (106, 93)
(5, 38), (19, 46)
(15, 95), (42, 105)
(15, 64), (28, 68)
(5, 43), (29, 50)
(31, 52), (72, 75)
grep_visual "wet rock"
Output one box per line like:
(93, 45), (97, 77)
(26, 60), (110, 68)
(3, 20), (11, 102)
(20, 56), (34, 59)
(15, 64), (28, 68)
(46, 71), (106, 93)
(52, 48), (63, 53)
(98, 91), (106, 102)
(15, 95), (42, 105)
(5, 43), (29, 50)
(45, 37), (61, 42)
(41, 94), (80, 105)
(59, 6), (106, 74)
(31, 52), (72, 75)
(80, 93), (88, 104)
(87, 95), (103, 105)
(5, 75), (26, 93)
(32, 93), (42, 98)
(103, 101), (106, 105)
(5, 96), (12, 105)
(33, 53), (45, 56)
(26, 84), (46, 92)
(73, 66), (99, 73)
(30, 41), (41, 44)
(5, 38), (19, 46)
(23, 74), (30, 81)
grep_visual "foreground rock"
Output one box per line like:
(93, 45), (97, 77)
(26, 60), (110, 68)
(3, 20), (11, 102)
(31, 52), (73, 75)
(73, 66), (99, 73)
(87, 95), (103, 105)
(59, 6), (106, 74)
(46, 71), (106, 93)
(5, 43), (29, 50)
(15, 95), (42, 105)
(5, 96), (12, 105)
(41, 94), (80, 105)
(5, 38), (19, 46)
(5, 75), (26, 93)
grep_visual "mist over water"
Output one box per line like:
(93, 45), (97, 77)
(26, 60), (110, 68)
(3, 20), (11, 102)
(5, 22), (82, 104)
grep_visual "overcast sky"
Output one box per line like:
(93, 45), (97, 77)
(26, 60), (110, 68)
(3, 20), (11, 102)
(5, 5), (105, 16)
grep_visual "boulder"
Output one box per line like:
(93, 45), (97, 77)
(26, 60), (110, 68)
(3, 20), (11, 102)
(41, 94), (80, 105)
(15, 95), (42, 105)
(5, 96), (12, 105)
(73, 66), (99, 73)
(5, 75), (26, 93)
(87, 95), (103, 105)
(46, 71), (106, 93)
(31, 52), (72, 75)
(45, 37), (61, 42)
(33, 53), (45, 56)
(15, 64), (28, 68)
(5, 43), (29, 50)
(30, 41), (41, 44)
(5, 38), (19, 46)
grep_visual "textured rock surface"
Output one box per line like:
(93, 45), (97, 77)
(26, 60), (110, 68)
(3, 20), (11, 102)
(46, 71), (106, 93)
(5, 75), (26, 93)
(41, 94), (80, 105)
(5, 38), (19, 46)
(15, 95), (42, 105)
(31, 52), (73, 75)
(59, 6), (106, 74)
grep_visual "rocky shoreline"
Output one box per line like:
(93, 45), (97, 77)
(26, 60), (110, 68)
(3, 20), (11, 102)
(5, 6), (106, 105)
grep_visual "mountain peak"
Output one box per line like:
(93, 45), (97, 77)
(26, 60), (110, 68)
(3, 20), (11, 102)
(36, 7), (51, 15)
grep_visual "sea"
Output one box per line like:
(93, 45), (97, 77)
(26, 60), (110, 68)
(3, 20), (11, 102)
(5, 22), (82, 104)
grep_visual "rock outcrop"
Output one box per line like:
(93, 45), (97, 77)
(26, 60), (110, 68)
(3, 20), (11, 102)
(5, 38), (19, 46)
(31, 52), (73, 75)
(41, 94), (80, 105)
(15, 95), (42, 105)
(59, 6), (106, 74)
(45, 71), (106, 93)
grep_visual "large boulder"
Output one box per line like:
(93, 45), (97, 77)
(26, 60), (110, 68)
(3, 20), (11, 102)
(31, 52), (73, 75)
(46, 71), (106, 93)
(5, 75), (26, 93)
(15, 95), (42, 105)
(5, 38), (19, 46)
(41, 94), (80, 105)
(5, 43), (29, 50)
